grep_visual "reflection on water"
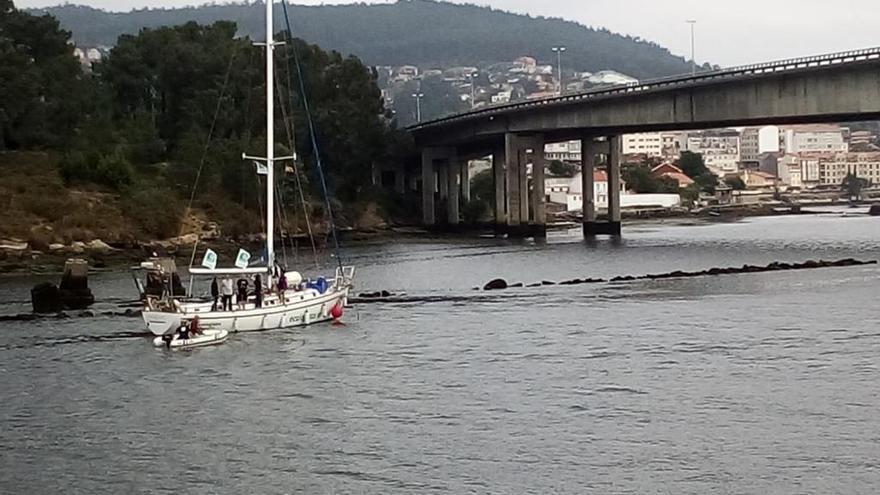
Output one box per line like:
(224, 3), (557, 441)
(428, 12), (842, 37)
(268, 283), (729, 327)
(2, 213), (880, 494)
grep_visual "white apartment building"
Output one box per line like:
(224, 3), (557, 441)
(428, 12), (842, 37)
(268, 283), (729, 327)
(622, 132), (687, 159)
(623, 133), (664, 157)
(686, 130), (741, 176)
(818, 152), (880, 186)
(740, 128), (761, 165)
(780, 125), (849, 154)
(544, 140), (582, 162)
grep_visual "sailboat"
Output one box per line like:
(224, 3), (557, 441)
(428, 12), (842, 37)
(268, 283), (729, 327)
(140, 0), (355, 337)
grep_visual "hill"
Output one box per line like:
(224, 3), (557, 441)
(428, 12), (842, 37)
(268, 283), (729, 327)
(31, 0), (696, 79)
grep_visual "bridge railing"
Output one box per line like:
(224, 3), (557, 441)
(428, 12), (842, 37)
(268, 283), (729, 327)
(409, 46), (880, 130)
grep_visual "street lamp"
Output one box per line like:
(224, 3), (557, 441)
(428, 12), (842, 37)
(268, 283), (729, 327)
(552, 46), (567, 95)
(412, 92), (424, 122)
(467, 73), (477, 109)
(686, 20), (697, 76)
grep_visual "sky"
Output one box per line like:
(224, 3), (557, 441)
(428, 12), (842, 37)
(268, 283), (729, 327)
(18, 0), (880, 67)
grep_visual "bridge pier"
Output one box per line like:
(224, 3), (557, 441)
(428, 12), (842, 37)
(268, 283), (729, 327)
(492, 143), (506, 227)
(460, 159), (470, 203)
(581, 136), (622, 237)
(446, 157), (460, 225)
(493, 133), (546, 237)
(421, 147), (457, 227)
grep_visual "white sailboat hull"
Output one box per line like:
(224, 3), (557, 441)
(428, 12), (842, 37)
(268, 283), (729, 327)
(142, 287), (349, 336)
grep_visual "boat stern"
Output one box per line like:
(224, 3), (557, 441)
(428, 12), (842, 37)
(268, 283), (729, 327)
(142, 311), (181, 336)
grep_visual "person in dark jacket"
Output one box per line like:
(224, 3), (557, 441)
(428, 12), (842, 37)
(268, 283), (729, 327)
(210, 277), (220, 311)
(254, 274), (263, 308)
(236, 277), (249, 310)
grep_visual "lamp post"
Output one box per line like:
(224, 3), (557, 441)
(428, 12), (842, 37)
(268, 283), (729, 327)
(552, 46), (566, 95)
(412, 92), (424, 122)
(467, 73), (477, 109)
(686, 20), (697, 76)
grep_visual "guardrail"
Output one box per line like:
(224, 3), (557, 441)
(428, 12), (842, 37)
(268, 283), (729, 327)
(408, 46), (880, 131)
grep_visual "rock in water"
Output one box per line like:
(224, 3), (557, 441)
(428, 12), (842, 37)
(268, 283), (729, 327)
(483, 278), (508, 291)
(31, 283), (63, 313)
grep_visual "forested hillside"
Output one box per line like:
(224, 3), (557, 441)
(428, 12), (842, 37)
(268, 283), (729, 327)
(33, 0), (696, 79)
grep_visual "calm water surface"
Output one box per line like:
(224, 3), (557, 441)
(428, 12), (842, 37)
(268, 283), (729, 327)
(2, 211), (880, 494)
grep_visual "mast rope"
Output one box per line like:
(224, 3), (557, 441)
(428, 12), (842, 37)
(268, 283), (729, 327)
(180, 44), (239, 244)
(280, 0), (344, 273)
(275, 61), (320, 268)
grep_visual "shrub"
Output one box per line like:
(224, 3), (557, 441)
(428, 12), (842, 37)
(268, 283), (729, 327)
(121, 186), (184, 239)
(60, 150), (133, 190)
(462, 199), (489, 224)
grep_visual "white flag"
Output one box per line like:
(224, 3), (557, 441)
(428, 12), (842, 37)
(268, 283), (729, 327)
(235, 249), (252, 269)
(254, 161), (268, 176)
(201, 249), (218, 270)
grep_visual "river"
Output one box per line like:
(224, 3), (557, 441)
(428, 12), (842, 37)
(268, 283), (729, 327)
(2, 210), (880, 494)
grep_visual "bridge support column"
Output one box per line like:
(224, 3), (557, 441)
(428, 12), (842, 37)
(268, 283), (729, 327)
(395, 167), (406, 194)
(438, 162), (449, 202)
(447, 156), (460, 225)
(582, 137), (621, 237)
(460, 160), (470, 204)
(607, 135), (622, 229)
(421, 147), (455, 227)
(493, 144), (506, 228)
(528, 134), (547, 237)
(505, 133), (523, 231)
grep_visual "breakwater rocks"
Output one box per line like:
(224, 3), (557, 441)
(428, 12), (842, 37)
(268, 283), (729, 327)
(0, 308), (142, 323)
(481, 258), (877, 291)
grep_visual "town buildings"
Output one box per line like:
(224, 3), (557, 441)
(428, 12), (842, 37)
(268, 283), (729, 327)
(779, 125), (849, 154)
(686, 130), (741, 176)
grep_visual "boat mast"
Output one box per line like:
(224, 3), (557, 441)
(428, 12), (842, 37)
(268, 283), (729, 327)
(265, 0), (276, 270)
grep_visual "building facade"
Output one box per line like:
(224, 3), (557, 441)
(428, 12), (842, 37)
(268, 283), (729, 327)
(686, 130), (741, 176)
(740, 128), (761, 168)
(779, 125), (849, 154)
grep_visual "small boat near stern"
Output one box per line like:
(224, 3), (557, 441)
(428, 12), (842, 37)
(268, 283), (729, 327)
(153, 328), (229, 350)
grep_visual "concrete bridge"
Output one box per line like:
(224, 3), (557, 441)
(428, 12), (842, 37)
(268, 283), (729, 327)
(402, 47), (880, 236)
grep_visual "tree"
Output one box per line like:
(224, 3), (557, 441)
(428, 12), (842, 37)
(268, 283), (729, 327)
(390, 75), (468, 127)
(678, 151), (710, 178)
(0, 1), (86, 149)
(621, 161), (680, 194)
(725, 176), (747, 191)
(678, 151), (718, 194)
(548, 159), (577, 177)
(842, 173), (869, 201)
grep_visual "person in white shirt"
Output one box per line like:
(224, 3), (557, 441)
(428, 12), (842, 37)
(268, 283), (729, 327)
(221, 277), (234, 311)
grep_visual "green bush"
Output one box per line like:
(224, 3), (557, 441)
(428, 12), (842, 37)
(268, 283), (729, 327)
(462, 199), (489, 224)
(121, 185), (184, 239)
(60, 150), (133, 190)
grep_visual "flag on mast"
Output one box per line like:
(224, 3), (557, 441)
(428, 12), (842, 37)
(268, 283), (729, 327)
(235, 249), (252, 269)
(201, 249), (218, 270)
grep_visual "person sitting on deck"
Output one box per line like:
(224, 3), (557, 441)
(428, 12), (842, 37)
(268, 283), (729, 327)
(190, 315), (203, 336)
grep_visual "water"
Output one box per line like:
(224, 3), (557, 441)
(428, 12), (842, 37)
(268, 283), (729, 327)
(3, 212), (880, 494)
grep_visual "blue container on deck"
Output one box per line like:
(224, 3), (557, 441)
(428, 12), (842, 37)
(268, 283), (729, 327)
(307, 277), (329, 294)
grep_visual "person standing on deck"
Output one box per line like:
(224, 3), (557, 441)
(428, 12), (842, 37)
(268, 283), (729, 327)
(221, 276), (234, 311)
(236, 277), (249, 310)
(210, 277), (220, 311)
(254, 274), (263, 308)
(277, 270), (288, 304)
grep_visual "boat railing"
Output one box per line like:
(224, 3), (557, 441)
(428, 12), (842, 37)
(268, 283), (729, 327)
(335, 266), (356, 288)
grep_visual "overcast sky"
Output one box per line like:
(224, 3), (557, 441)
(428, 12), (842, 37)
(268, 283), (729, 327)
(18, 0), (880, 66)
